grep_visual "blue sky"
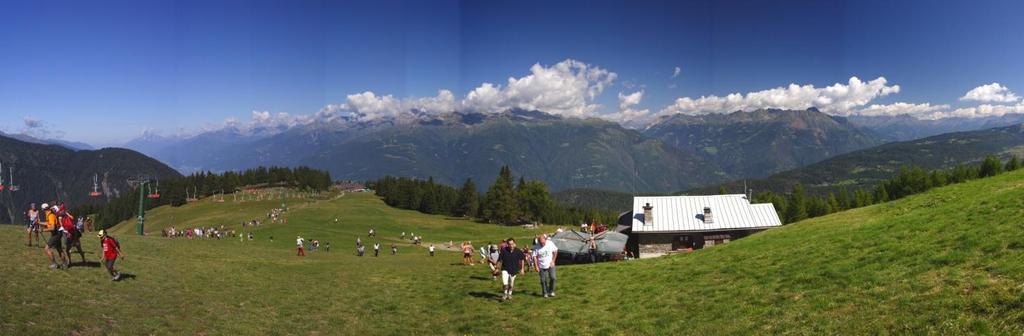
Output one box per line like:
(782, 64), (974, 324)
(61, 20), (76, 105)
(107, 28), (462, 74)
(2, 0), (1023, 145)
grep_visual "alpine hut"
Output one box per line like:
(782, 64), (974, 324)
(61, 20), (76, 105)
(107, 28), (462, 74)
(616, 194), (781, 258)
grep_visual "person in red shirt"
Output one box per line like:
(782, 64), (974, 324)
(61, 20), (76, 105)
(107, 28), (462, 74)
(60, 210), (86, 266)
(98, 230), (123, 281)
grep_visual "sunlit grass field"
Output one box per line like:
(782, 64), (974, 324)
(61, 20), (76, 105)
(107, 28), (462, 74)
(3, 171), (1024, 335)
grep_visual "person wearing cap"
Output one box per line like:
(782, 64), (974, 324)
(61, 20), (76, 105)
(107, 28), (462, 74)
(42, 204), (68, 269)
(98, 230), (123, 281)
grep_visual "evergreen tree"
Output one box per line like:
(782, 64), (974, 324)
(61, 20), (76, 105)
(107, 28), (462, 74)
(826, 192), (841, 213)
(1005, 155), (1020, 171)
(784, 183), (808, 223)
(482, 166), (518, 224)
(517, 180), (554, 223)
(456, 178), (479, 218)
(873, 185), (889, 203)
(979, 155), (1003, 178)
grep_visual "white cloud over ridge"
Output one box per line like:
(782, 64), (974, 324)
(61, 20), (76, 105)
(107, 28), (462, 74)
(603, 91), (650, 127)
(960, 83), (1020, 103)
(857, 102), (950, 117)
(463, 59), (617, 117)
(198, 60), (1024, 135)
(657, 76), (901, 118)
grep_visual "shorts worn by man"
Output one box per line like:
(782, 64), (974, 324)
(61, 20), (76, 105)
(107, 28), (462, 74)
(26, 204), (40, 247)
(42, 205), (68, 269)
(495, 238), (525, 301)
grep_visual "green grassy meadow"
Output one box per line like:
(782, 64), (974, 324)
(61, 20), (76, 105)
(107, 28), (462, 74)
(3, 171), (1024, 335)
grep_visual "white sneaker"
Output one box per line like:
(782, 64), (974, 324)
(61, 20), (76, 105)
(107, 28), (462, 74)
(543, 293), (549, 298)
(550, 292), (555, 297)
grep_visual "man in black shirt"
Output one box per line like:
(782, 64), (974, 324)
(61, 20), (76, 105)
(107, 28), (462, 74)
(494, 237), (525, 301)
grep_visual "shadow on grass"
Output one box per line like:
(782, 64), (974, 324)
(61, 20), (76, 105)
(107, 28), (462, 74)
(468, 275), (493, 281)
(71, 261), (102, 268)
(468, 291), (501, 300)
(116, 273), (137, 281)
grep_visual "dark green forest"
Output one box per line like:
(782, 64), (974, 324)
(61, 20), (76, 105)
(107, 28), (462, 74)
(755, 155), (1020, 224)
(79, 166), (332, 230)
(369, 166), (619, 226)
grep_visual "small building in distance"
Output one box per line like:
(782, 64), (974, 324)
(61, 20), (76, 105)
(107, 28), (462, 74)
(617, 194), (781, 258)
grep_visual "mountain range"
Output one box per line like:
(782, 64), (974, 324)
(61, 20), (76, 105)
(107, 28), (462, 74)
(0, 131), (95, 151)
(692, 123), (1024, 196)
(121, 109), (1024, 195)
(847, 114), (1024, 142)
(128, 109), (730, 193)
(0, 134), (181, 224)
(644, 108), (884, 178)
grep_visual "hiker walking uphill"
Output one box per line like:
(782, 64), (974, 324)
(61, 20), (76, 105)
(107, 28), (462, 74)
(60, 208), (86, 266)
(296, 236), (306, 256)
(41, 204), (68, 269)
(493, 238), (526, 302)
(98, 230), (123, 281)
(373, 242), (380, 257)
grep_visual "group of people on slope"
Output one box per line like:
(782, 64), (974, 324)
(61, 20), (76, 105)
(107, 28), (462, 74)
(481, 234), (559, 301)
(23, 202), (124, 280)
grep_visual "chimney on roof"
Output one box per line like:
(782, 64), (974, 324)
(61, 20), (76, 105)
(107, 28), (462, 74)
(703, 207), (714, 224)
(642, 203), (654, 226)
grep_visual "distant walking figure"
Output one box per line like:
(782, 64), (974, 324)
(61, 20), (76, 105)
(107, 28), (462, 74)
(296, 236), (306, 256)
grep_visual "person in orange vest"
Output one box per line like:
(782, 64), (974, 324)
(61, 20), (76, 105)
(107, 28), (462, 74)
(41, 204), (68, 269)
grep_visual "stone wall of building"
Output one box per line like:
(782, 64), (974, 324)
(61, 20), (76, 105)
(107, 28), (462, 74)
(637, 234), (674, 255)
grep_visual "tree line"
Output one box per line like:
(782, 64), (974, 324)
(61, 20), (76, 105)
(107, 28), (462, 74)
(79, 166), (332, 230)
(754, 155), (1021, 224)
(369, 166), (618, 226)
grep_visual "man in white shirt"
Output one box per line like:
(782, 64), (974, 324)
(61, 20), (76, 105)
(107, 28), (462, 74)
(296, 236), (305, 256)
(533, 234), (558, 298)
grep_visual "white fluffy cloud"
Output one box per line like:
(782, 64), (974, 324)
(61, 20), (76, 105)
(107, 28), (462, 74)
(657, 76), (900, 118)
(462, 59), (616, 117)
(856, 102), (950, 117)
(202, 59), (1024, 135)
(960, 83), (1020, 103)
(601, 91), (651, 128)
(315, 89), (457, 121)
(930, 103), (1024, 119)
(618, 91), (644, 110)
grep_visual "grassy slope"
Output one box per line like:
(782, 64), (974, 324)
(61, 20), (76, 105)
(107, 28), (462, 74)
(3, 171), (1024, 335)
